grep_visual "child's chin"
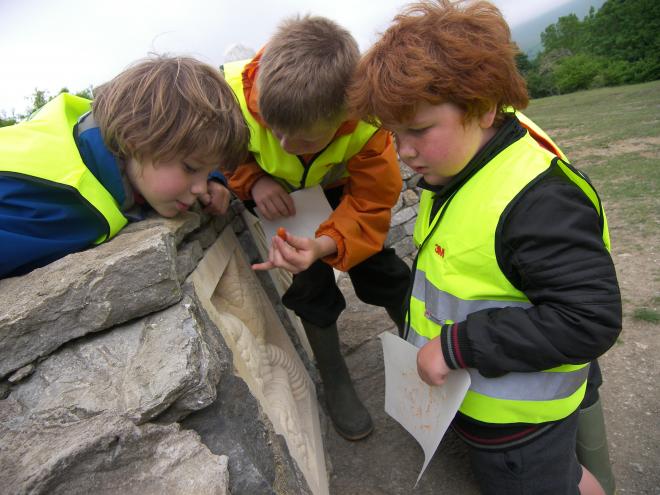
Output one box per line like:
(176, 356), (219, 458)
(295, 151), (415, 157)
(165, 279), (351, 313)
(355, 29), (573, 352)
(157, 208), (179, 218)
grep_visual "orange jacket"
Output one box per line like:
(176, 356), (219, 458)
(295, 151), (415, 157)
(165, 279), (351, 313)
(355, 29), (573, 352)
(225, 52), (402, 271)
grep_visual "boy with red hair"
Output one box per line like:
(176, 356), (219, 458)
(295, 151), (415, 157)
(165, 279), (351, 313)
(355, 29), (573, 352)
(349, 1), (620, 493)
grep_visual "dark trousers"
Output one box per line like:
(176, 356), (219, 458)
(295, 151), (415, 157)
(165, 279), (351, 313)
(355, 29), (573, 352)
(282, 247), (410, 327)
(468, 412), (582, 495)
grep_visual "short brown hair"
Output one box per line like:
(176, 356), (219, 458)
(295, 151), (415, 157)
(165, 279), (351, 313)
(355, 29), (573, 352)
(257, 15), (359, 132)
(348, 0), (528, 127)
(93, 55), (248, 171)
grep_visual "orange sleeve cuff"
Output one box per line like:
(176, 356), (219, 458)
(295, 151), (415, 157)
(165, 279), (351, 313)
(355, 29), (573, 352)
(224, 160), (268, 200)
(316, 129), (402, 271)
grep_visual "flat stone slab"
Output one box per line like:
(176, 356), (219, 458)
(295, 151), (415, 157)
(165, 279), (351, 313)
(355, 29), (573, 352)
(9, 294), (230, 424)
(0, 225), (183, 378)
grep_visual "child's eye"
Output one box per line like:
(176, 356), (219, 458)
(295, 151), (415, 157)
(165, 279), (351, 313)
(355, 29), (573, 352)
(183, 162), (197, 174)
(409, 127), (429, 135)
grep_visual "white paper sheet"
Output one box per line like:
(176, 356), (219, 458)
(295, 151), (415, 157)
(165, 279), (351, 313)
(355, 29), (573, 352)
(256, 185), (333, 241)
(379, 331), (471, 486)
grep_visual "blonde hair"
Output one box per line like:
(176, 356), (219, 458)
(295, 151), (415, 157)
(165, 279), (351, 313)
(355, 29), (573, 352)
(349, 0), (528, 127)
(257, 15), (359, 132)
(93, 55), (248, 171)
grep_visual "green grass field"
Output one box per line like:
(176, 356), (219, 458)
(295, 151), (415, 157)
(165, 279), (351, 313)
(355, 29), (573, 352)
(525, 80), (660, 321)
(525, 80), (659, 227)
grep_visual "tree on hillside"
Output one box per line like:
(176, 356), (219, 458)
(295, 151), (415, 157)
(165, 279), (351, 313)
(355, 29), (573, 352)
(540, 13), (585, 55)
(0, 113), (18, 127)
(524, 0), (660, 97)
(588, 0), (660, 80)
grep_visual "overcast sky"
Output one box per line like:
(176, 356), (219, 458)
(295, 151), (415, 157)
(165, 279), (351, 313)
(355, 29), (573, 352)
(0, 0), (574, 115)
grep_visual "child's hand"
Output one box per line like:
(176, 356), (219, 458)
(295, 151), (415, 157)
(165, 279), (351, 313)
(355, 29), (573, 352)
(417, 336), (451, 386)
(252, 231), (337, 274)
(200, 180), (231, 215)
(251, 176), (296, 220)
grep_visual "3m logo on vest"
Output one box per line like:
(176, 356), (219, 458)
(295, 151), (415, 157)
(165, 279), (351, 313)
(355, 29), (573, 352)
(434, 244), (445, 257)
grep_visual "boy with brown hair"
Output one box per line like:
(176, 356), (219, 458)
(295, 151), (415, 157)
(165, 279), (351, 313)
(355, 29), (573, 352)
(222, 15), (410, 441)
(349, 1), (620, 493)
(0, 55), (248, 278)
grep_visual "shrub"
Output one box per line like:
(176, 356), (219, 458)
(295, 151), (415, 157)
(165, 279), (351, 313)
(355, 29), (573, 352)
(553, 54), (605, 93)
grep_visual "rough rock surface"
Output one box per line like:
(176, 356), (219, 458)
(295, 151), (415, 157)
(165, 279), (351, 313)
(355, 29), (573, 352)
(0, 212), (204, 379)
(0, 408), (229, 495)
(0, 211), (309, 494)
(9, 295), (230, 424)
(183, 373), (312, 495)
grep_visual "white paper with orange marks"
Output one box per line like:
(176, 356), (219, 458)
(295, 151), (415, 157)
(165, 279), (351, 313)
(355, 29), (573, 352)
(256, 185), (333, 241)
(379, 331), (471, 486)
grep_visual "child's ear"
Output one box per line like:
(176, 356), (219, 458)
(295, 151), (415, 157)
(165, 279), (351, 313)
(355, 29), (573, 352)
(479, 106), (497, 129)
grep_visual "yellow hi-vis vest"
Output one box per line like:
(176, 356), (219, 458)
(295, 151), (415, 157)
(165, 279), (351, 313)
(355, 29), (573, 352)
(223, 59), (378, 191)
(409, 114), (610, 424)
(0, 93), (127, 243)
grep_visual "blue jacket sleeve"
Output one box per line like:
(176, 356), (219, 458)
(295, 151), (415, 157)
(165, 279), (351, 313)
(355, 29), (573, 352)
(0, 176), (107, 278)
(208, 170), (228, 185)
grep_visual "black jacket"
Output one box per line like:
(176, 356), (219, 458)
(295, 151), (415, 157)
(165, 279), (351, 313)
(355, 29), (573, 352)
(418, 116), (622, 446)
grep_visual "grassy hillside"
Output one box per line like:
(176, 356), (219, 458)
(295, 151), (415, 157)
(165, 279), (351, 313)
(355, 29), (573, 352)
(524, 80), (660, 320)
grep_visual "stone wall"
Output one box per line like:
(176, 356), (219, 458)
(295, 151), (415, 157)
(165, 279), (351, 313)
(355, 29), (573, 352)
(386, 164), (421, 264)
(0, 209), (322, 495)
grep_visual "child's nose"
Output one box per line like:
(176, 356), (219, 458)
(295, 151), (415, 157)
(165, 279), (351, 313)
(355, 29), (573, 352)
(397, 137), (416, 160)
(191, 176), (208, 196)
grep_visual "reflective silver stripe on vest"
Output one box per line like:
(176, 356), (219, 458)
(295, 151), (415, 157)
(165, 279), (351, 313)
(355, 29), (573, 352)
(407, 331), (430, 348)
(407, 330), (589, 401)
(409, 269), (589, 402)
(76, 111), (96, 133)
(412, 269), (532, 323)
(468, 365), (589, 401)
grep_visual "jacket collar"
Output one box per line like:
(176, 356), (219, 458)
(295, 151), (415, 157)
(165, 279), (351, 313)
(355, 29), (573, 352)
(74, 112), (128, 208)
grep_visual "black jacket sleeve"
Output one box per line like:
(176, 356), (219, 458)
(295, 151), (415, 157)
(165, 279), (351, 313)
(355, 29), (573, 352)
(441, 164), (622, 377)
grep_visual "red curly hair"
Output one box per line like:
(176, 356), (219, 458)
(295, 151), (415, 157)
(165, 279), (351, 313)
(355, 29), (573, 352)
(348, 0), (528, 127)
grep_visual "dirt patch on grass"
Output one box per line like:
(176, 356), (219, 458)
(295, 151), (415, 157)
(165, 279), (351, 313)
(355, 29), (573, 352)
(565, 136), (660, 161)
(608, 136), (660, 157)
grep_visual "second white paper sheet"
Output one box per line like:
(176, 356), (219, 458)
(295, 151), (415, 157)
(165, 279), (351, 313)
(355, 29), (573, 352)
(379, 331), (471, 486)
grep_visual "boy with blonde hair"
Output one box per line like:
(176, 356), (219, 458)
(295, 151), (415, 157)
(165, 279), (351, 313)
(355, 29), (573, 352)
(223, 15), (410, 441)
(349, 1), (621, 493)
(0, 55), (248, 278)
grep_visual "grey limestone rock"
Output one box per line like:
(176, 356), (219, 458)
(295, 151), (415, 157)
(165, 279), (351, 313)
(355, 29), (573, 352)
(0, 224), (183, 378)
(182, 373), (312, 495)
(392, 236), (417, 259)
(0, 410), (229, 495)
(399, 161), (416, 180)
(401, 188), (420, 206)
(385, 224), (407, 248)
(391, 205), (418, 227)
(176, 240), (204, 283)
(0, 211), (216, 380)
(8, 295), (230, 424)
(392, 192), (404, 214)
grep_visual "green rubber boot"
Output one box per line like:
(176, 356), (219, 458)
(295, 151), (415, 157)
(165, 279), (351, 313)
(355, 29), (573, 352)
(302, 320), (373, 440)
(576, 399), (616, 495)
